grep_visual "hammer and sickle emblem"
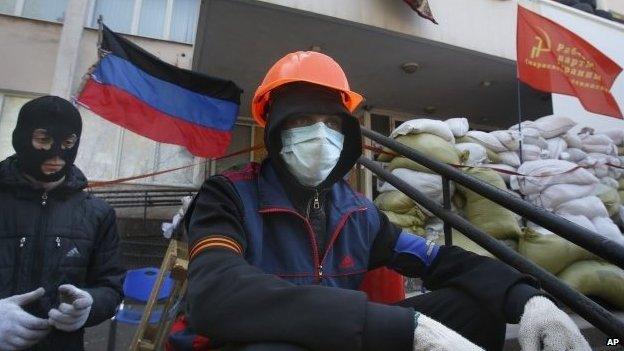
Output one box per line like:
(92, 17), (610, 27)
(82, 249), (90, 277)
(530, 27), (551, 59)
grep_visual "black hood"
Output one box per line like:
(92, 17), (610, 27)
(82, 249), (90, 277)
(12, 95), (82, 182)
(264, 83), (362, 196)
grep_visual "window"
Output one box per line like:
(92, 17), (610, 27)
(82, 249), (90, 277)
(91, 0), (134, 34)
(0, 94), (34, 161)
(170, 0), (200, 43)
(90, 0), (200, 43)
(0, 0), (16, 15)
(22, 0), (69, 23)
(138, 0), (167, 39)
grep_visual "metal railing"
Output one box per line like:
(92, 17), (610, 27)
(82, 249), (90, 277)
(360, 127), (624, 338)
(90, 188), (197, 209)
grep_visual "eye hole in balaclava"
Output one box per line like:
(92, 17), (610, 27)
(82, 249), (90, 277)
(12, 96), (82, 182)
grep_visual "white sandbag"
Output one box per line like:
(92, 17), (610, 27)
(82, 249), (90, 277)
(513, 159), (598, 195)
(498, 151), (521, 167)
(560, 214), (597, 232)
(559, 148), (587, 163)
(601, 177), (620, 189)
(521, 144), (543, 161)
(465, 131), (507, 152)
(555, 196), (609, 219)
(592, 217), (624, 245)
(527, 183), (597, 210)
(390, 119), (454, 142)
(582, 143), (618, 156)
(455, 143), (488, 166)
(523, 135), (549, 149)
(445, 118), (469, 137)
(533, 115), (577, 139)
(509, 121), (537, 132)
(480, 164), (517, 184)
(546, 137), (568, 160)
(562, 132), (583, 149)
(378, 168), (451, 205)
(602, 129), (624, 146)
(580, 133), (615, 146)
(490, 130), (521, 151)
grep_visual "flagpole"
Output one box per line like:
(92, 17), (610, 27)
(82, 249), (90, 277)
(516, 77), (525, 164)
(73, 15), (104, 106)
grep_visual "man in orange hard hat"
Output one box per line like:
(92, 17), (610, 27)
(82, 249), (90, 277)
(182, 52), (589, 351)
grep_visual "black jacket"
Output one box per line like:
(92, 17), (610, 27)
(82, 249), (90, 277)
(184, 84), (543, 350)
(0, 155), (125, 351)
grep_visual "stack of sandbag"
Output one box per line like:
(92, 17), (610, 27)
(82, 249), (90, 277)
(374, 190), (427, 235)
(377, 119), (466, 172)
(454, 167), (522, 240)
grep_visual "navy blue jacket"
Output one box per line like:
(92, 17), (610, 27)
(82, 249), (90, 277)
(185, 160), (542, 351)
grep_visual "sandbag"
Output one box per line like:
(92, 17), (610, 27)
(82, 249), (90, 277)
(533, 115), (576, 139)
(602, 129), (624, 146)
(445, 118), (469, 137)
(521, 144), (543, 162)
(594, 183), (621, 217)
(390, 119), (454, 142)
(580, 133), (615, 146)
(456, 136), (502, 163)
(582, 143), (618, 155)
(388, 134), (461, 173)
(600, 177), (619, 189)
(378, 168), (451, 206)
(619, 146), (624, 155)
(546, 137), (568, 159)
(479, 164), (517, 184)
(498, 151), (521, 167)
(490, 130), (521, 151)
(376, 147), (395, 163)
(455, 143), (487, 166)
(591, 217), (624, 245)
(519, 228), (595, 274)
(457, 168), (522, 239)
(555, 196), (609, 219)
(558, 260), (624, 310)
(382, 210), (421, 229)
(527, 184), (597, 210)
(512, 159), (598, 195)
(465, 131), (507, 152)
(559, 148), (587, 163)
(374, 190), (415, 213)
(562, 132), (583, 149)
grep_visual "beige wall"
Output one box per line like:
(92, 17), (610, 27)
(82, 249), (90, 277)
(257, 0), (518, 60)
(0, 15), (206, 188)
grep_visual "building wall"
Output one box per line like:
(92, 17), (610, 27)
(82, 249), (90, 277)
(0, 14), (210, 188)
(256, 0), (518, 60)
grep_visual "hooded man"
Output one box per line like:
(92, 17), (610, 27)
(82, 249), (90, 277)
(184, 52), (589, 351)
(0, 96), (125, 351)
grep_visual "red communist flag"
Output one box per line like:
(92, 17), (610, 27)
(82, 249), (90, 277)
(517, 5), (623, 118)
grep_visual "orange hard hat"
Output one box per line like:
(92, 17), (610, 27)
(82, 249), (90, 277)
(251, 51), (364, 127)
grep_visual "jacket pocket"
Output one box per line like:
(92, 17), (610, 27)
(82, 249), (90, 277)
(45, 236), (88, 289)
(0, 234), (29, 297)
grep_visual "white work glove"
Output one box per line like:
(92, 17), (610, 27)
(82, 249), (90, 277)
(518, 296), (591, 351)
(0, 288), (51, 350)
(413, 312), (484, 351)
(48, 284), (93, 332)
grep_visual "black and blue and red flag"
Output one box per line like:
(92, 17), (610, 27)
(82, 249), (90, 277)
(77, 25), (242, 157)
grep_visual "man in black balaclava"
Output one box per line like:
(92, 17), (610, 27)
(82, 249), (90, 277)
(0, 96), (125, 351)
(180, 52), (589, 351)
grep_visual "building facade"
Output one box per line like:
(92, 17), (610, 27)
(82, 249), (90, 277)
(1, 0), (623, 199)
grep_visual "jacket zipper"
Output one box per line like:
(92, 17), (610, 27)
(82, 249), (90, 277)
(319, 207), (368, 265)
(259, 208), (322, 282)
(11, 237), (27, 293)
(259, 205), (368, 282)
(30, 192), (48, 291)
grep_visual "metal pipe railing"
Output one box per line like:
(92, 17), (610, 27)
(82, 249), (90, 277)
(359, 156), (624, 338)
(362, 127), (624, 270)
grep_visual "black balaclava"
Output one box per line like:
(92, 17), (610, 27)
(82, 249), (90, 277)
(12, 96), (82, 182)
(264, 82), (362, 195)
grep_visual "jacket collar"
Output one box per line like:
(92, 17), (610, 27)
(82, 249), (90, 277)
(0, 155), (88, 199)
(257, 159), (364, 213)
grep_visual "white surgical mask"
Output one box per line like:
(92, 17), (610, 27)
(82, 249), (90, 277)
(280, 122), (344, 187)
